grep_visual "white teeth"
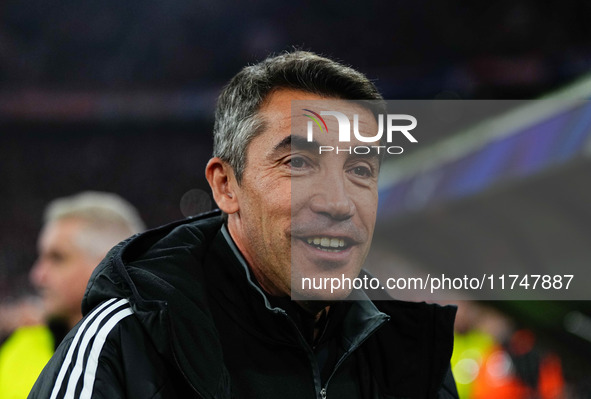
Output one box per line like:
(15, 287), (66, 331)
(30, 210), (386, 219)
(306, 237), (346, 249)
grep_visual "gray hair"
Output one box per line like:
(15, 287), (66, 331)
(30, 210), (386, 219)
(212, 50), (384, 183)
(44, 191), (145, 259)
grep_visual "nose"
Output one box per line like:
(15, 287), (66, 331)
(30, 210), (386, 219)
(29, 259), (47, 288)
(308, 172), (355, 220)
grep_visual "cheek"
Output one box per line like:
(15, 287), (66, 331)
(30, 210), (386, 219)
(51, 266), (79, 295)
(357, 190), (378, 220)
(59, 261), (92, 288)
(60, 267), (91, 302)
(246, 180), (292, 222)
(290, 182), (311, 213)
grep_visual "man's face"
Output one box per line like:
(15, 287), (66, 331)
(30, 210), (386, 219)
(227, 89), (379, 300)
(30, 218), (100, 327)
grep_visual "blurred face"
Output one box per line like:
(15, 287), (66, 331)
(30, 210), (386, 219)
(227, 89), (379, 300)
(30, 218), (101, 328)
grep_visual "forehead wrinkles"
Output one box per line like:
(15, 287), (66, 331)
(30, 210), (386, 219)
(298, 103), (377, 130)
(254, 91), (380, 157)
(294, 109), (380, 148)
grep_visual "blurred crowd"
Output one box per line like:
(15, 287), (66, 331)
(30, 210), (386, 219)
(0, 127), (213, 301)
(451, 301), (591, 398)
(2, 1), (591, 98)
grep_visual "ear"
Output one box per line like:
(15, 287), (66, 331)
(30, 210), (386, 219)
(205, 157), (240, 214)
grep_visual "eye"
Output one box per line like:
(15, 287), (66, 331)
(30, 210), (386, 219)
(350, 165), (373, 178)
(47, 251), (66, 264)
(288, 156), (308, 169)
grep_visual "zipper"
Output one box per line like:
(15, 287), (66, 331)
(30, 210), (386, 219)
(277, 308), (388, 399)
(171, 347), (204, 398)
(275, 308), (326, 399)
(168, 313), (205, 399)
(319, 315), (389, 399)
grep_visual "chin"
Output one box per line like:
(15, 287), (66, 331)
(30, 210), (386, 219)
(292, 263), (363, 296)
(291, 285), (353, 302)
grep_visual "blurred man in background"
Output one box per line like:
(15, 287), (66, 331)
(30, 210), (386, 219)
(0, 191), (144, 399)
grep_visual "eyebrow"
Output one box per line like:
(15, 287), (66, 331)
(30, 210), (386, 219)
(272, 135), (320, 153)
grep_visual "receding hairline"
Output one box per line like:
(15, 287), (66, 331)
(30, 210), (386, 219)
(44, 191), (145, 234)
(41, 192), (145, 259)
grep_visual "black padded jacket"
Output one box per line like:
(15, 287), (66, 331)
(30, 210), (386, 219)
(29, 211), (458, 399)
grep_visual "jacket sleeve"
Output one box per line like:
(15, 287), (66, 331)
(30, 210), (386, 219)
(28, 299), (178, 399)
(437, 366), (459, 399)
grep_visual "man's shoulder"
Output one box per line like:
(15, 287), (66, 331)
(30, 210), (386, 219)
(29, 298), (180, 398)
(358, 271), (457, 341)
(370, 298), (456, 354)
(363, 299), (457, 398)
(83, 211), (225, 310)
(374, 299), (457, 326)
(123, 210), (225, 261)
(46, 298), (137, 368)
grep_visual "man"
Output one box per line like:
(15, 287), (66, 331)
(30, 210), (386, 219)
(0, 192), (144, 399)
(29, 52), (458, 398)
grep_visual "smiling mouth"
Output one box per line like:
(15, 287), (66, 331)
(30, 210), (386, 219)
(305, 237), (349, 252)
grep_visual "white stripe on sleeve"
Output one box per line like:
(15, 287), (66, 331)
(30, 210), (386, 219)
(50, 298), (118, 399)
(63, 298), (130, 399)
(79, 307), (134, 398)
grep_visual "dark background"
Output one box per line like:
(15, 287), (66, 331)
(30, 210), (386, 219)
(2, 0), (591, 395)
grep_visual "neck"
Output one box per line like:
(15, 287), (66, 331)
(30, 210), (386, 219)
(67, 312), (83, 330)
(296, 300), (331, 322)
